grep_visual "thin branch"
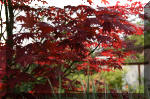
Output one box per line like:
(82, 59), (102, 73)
(64, 42), (101, 77)
(2, 34), (6, 41)
(88, 43), (101, 56)
(0, 3), (3, 41)
(0, 29), (6, 40)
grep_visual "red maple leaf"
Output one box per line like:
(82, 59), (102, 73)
(101, 0), (109, 5)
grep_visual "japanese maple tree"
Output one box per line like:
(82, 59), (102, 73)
(0, 0), (144, 96)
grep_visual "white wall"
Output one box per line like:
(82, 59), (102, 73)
(123, 65), (144, 88)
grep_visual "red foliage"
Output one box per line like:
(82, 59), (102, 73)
(0, 0), (144, 95)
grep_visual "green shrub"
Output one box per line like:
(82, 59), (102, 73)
(99, 69), (127, 91)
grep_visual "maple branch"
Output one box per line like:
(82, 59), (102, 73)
(0, 3), (2, 41)
(0, 29), (6, 40)
(4, 0), (9, 32)
(64, 42), (101, 77)
(4, 0), (14, 93)
(18, 26), (24, 33)
(14, 10), (22, 17)
(2, 34), (6, 41)
(5, 0), (14, 65)
(0, 6), (20, 41)
(88, 43), (101, 56)
(63, 61), (77, 76)
(23, 64), (32, 73)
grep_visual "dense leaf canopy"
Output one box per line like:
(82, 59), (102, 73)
(0, 0), (144, 95)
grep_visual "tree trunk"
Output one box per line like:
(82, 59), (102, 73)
(4, 0), (14, 93)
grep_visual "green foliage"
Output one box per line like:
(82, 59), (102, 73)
(135, 85), (144, 93)
(128, 34), (144, 46)
(100, 69), (127, 91)
(68, 68), (127, 92)
(14, 82), (34, 93)
(127, 84), (144, 93)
